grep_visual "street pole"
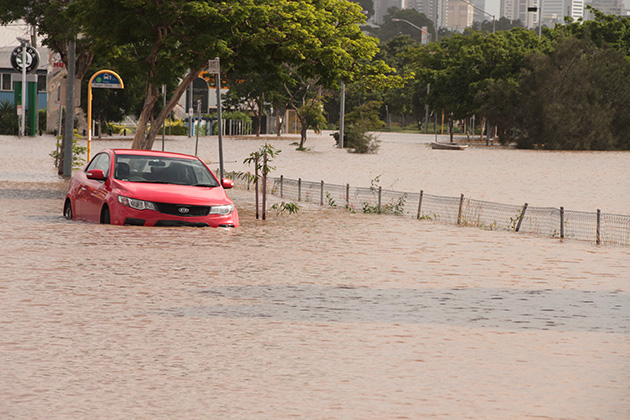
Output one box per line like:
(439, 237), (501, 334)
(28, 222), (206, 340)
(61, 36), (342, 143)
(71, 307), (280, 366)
(538, 0), (542, 38)
(20, 41), (26, 137)
(215, 57), (224, 180)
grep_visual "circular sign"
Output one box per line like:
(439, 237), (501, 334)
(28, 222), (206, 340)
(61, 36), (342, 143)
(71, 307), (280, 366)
(11, 46), (40, 74)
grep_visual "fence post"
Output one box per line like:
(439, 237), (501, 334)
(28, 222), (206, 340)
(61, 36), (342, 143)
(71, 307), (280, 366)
(378, 186), (382, 214)
(515, 202), (528, 232)
(560, 206), (565, 239)
(417, 190), (424, 219)
(596, 209), (601, 245)
(346, 184), (350, 209)
(320, 180), (324, 206)
(457, 194), (464, 225)
(280, 175), (283, 198)
(298, 178), (302, 202)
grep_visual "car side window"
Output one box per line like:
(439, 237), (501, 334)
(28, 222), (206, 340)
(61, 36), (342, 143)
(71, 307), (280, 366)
(86, 153), (110, 177)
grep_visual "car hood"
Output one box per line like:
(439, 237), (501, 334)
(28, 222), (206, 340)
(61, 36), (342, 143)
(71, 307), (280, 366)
(114, 182), (233, 206)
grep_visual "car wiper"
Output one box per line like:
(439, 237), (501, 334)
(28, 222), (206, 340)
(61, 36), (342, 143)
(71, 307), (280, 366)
(192, 183), (217, 187)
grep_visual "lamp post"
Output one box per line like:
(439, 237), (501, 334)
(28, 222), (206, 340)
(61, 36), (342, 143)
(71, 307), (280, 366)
(528, 0), (543, 38)
(391, 18), (433, 44)
(457, 0), (495, 33)
(390, 18), (433, 132)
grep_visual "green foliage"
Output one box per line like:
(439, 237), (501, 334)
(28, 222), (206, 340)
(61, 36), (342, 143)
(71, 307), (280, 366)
(359, 175), (407, 215)
(516, 37), (630, 150)
(332, 122), (381, 154)
(325, 192), (337, 207)
(271, 201), (300, 214)
(377, 8), (436, 43)
(0, 100), (18, 135)
(38, 109), (47, 133)
(50, 130), (87, 170)
(241, 143), (281, 183)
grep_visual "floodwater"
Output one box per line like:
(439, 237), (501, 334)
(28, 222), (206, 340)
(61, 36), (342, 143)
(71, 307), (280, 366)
(1, 133), (629, 420)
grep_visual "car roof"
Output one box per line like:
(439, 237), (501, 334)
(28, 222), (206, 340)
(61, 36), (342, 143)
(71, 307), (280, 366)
(110, 149), (198, 160)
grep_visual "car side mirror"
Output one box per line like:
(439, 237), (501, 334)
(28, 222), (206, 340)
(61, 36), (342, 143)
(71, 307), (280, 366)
(222, 178), (234, 189)
(86, 169), (106, 180)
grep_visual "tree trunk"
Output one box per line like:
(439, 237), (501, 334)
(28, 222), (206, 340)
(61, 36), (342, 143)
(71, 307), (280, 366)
(299, 117), (308, 149)
(276, 109), (285, 136)
(255, 111), (262, 137)
(131, 68), (203, 150)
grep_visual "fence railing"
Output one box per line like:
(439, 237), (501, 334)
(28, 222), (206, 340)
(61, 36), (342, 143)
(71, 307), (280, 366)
(258, 175), (629, 247)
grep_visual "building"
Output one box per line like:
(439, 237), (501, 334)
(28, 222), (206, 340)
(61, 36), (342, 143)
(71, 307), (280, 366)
(500, 0), (585, 28)
(446, 0), (475, 29)
(374, 0), (405, 23)
(0, 22), (49, 135)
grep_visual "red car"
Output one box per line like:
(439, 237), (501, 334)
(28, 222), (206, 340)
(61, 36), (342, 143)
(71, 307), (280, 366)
(64, 149), (239, 227)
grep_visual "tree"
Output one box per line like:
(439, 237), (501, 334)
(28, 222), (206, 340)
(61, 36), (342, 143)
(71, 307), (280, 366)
(517, 37), (630, 150)
(377, 8), (435, 43)
(232, 0), (387, 149)
(350, 0), (374, 20)
(80, 0), (252, 150)
(406, 28), (541, 139)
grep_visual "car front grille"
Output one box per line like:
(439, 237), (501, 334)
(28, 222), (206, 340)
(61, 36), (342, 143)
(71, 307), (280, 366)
(154, 203), (211, 217)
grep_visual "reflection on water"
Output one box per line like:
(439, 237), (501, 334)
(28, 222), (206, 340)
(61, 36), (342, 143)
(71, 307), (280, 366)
(1, 135), (629, 420)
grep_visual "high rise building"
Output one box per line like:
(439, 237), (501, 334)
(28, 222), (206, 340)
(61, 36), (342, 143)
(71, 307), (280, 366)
(586, 0), (625, 17)
(374, 0), (405, 23)
(470, 0), (489, 23)
(501, 0), (584, 28)
(446, 0), (475, 29)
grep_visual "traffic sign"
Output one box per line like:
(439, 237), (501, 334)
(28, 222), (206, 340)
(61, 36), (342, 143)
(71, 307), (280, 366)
(91, 71), (123, 89)
(208, 59), (220, 74)
(10, 46), (40, 74)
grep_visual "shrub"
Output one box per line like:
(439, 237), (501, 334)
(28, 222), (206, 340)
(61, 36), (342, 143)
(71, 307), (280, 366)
(332, 121), (380, 154)
(0, 100), (18, 135)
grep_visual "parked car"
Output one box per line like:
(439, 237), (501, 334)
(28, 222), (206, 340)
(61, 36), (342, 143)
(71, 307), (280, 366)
(63, 149), (239, 227)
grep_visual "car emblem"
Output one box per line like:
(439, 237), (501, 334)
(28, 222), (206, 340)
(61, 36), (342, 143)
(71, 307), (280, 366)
(178, 207), (190, 214)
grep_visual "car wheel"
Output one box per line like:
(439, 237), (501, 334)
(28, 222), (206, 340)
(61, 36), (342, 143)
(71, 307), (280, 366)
(63, 199), (73, 220)
(101, 206), (111, 224)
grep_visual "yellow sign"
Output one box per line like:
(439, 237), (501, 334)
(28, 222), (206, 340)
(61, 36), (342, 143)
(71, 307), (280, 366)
(87, 70), (124, 160)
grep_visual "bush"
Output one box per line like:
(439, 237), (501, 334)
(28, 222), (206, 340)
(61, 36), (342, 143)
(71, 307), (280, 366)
(38, 109), (47, 134)
(0, 100), (18, 135)
(332, 121), (380, 154)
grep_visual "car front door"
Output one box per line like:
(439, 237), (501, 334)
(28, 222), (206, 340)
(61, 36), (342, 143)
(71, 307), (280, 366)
(80, 153), (111, 222)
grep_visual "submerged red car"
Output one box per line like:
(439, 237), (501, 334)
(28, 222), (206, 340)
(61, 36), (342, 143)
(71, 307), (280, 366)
(64, 149), (239, 227)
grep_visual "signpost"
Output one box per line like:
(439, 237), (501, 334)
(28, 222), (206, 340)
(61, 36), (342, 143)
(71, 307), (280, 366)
(208, 58), (224, 180)
(11, 43), (39, 137)
(87, 70), (124, 161)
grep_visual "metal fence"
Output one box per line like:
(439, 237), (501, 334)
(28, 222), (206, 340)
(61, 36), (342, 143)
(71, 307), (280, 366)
(261, 175), (630, 247)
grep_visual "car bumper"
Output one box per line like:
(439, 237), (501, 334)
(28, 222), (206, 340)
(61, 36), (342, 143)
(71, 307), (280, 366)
(111, 205), (239, 228)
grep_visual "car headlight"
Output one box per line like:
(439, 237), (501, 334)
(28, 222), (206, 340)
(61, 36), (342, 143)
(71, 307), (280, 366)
(118, 195), (158, 211)
(208, 204), (234, 215)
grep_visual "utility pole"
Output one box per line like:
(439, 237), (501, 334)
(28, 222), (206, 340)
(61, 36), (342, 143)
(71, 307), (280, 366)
(62, 0), (76, 177)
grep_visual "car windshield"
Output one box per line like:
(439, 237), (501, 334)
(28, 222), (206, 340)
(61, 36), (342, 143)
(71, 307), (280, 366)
(113, 155), (220, 187)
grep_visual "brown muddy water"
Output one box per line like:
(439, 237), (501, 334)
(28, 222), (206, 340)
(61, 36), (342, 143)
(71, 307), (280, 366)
(1, 133), (629, 419)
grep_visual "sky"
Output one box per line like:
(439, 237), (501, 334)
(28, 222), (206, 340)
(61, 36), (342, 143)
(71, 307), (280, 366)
(486, 0), (500, 17)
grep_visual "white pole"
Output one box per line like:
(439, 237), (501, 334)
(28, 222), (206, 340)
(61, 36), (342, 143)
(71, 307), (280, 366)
(20, 43), (27, 137)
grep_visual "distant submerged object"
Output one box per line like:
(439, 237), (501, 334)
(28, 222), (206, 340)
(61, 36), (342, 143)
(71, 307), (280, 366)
(431, 142), (468, 150)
